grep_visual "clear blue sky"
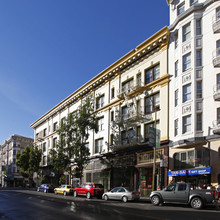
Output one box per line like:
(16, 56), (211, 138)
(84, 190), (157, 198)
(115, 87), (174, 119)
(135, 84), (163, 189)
(0, 0), (169, 144)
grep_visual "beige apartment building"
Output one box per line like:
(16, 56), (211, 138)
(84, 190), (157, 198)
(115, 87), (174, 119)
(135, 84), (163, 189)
(31, 26), (170, 196)
(0, 135), (34, 187)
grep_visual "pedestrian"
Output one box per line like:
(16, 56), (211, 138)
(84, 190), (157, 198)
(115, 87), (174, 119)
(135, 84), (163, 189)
(207, 184), (211, 190)
(216, 184), (220, 199)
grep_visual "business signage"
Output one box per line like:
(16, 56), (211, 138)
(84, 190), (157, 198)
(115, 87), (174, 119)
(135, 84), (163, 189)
(168, 170), (186, 176)
(188, 168), (211, 175)
(168, 168), (211, 177)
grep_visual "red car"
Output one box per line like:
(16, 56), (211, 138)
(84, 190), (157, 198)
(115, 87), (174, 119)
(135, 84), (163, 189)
(73, 183), (104, 199)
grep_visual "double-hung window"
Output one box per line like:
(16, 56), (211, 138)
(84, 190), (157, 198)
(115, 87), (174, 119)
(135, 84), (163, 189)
(196, 50), (202, 67)
(175, 31), (179, 49)
(183, 53), (191, 72)
(183, 84), (191, 103)
(196, 81), (202, 98)
(183, 23), (191, 42)
(196, 19), (202, 35)
(183, 115), (191, 133)
(145, 64), (160, 84)
(177, 2), (185, 16)
(122, 79), (133, 94)
(174, 119), (179, 136)
(53, 137), (57, 148)
(175, 60), (179, 77)
(175, 89), (179, 107)
(196, 113), (202, 131)
(97, 117), (104, 131)
(145, 93), (160, 114)
(96, 95), (104, 109)
(95, 138), (103, 154)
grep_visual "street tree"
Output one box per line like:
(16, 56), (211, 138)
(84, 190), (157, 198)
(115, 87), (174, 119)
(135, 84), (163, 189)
(16, 145), (42, 183)
(50, 96), (98, 184)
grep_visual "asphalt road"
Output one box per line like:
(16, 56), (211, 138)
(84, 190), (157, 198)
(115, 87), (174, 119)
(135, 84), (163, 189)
(0, 189), (220, 220)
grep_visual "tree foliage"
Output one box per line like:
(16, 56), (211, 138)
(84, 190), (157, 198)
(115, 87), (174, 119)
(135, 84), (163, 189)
(50, 96), (98, 182)
(16, 145), (42, 178)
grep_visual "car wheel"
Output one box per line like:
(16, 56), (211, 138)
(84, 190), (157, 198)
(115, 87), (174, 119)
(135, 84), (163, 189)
(86, 192), (91, 199)
(44, 189), (47, 193)
(54, 190), (57, 195)
(104, 195), (108, 201)
(64, 191), (67, 196)
(73, 191), (77, 197)
(151, 195), (160, 206)
(191, 197), (203, 209)
(122, 196), (128, 203)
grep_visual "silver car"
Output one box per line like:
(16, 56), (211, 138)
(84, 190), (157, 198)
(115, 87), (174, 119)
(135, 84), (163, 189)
(102, 187), (140, 202)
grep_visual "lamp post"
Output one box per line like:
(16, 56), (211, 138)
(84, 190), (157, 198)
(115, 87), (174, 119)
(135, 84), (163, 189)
(152, 108), (157, 191)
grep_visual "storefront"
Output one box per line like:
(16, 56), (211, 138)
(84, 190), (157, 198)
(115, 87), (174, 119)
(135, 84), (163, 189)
(168, 167), (211, 188)
(83, 159), (110, 191)
(136, 148), (165, 197)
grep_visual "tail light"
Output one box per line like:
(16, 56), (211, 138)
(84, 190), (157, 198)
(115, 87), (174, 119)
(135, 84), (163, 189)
(131, 192), (135, 195)
(212, 191), (217, 199)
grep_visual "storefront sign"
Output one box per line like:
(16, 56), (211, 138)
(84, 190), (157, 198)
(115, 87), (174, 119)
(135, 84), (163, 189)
(168, 168), (211, 177)
(188, 168), (211, 175)
(168, 170), (186, 176)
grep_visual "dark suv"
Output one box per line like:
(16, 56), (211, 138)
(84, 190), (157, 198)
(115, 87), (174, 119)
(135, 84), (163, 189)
(73, 183), (104, 199)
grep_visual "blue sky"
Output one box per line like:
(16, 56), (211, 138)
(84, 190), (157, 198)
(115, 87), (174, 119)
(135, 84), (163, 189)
(0, 0), (169, 144)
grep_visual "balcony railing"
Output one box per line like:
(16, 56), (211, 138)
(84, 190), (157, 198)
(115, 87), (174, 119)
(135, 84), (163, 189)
(115, 109), (144, 125)
(213, 13), (220, 33)
(117, 83), (144, 99)
(212, 120), (220, 134)
(212, 48), (220, 67)
(213, 84), (220, 101)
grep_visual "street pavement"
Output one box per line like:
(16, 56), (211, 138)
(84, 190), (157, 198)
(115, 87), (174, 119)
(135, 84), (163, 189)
(0, 188), (219, 220)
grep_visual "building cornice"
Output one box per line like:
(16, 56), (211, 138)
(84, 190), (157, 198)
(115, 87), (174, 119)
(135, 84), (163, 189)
(31, 26), (169, 129)
(169, 0), (219, 31)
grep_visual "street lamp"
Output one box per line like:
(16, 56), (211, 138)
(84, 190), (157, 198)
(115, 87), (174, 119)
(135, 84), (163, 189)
(152, 107), (157, 191)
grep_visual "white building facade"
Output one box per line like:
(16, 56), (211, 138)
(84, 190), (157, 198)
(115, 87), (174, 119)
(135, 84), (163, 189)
(31, 27), (170, 195)
(168, 0), (220, 187)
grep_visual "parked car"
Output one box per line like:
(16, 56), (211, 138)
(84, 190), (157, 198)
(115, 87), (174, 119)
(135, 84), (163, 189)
(102, 187), (140, 202)
(73, 183), (104, 199)
(150, 182), (218, 209)
(54, 185), (74, 196)
(37, 184), (54, 193)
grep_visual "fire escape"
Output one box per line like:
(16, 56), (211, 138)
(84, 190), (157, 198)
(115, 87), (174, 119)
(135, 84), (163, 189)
(111, 78), (150, 151)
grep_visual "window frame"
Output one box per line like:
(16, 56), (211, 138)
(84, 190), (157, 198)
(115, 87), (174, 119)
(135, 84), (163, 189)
(177, 2), (185, 16)
(196, 19), (202, 36)
(95, 138), (103, 154)
(183, 83), (191, 103)
(145, 64), (160, 84)
(96, 95), (105, 109)
(183, 53), (191, 72)
(182, 115), (191, 134)
(196, 49), (202, 67)
(196, 113), (202, 131)
(182, 23), (191, 42)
